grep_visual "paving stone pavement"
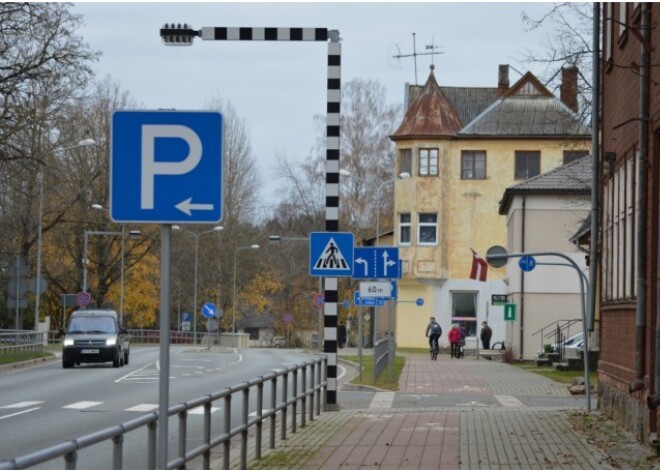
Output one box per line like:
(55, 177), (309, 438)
(238, 351), (660, 470)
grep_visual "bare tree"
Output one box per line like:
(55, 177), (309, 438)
(520, 3), (593, 122)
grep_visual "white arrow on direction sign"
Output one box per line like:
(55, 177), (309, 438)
(382, 251), (396, 277)
(355, 258), (368, 276)
(175, 197), (214, 216)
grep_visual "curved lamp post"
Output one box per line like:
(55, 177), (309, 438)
(232, 244), (260, 348)
(173, 225), (224, 343)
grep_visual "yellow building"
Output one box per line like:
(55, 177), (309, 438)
(389, 65), (590, 349)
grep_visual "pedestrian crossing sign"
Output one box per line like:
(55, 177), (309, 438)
(309, 232), (354, 277)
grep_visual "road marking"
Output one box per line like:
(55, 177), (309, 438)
(115, 362), (157, 383)
(495, 395), (524, 407)
(369, 392), (395, 409)
(1, 401), (44, 409)
(0, 408), (40, 421)
(63, 401), (103, 410)
(125, 404), (159, 412)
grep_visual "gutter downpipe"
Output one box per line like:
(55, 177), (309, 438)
(520, 196), (526, 361)
(631, 2), (650, 395)
(588, 2), (600, 334)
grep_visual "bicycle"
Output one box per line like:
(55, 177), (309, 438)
(430, 337), (439, 361)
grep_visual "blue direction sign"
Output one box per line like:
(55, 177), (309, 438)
(354, 291), (386, 307)
(309, 232), (354, 277)
(111, 110), (223, 224)
(518, 255), (537, 272)
(353, 247), (400, 280)
(201, 303), (217, 319)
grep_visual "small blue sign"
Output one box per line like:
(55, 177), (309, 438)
(182, 312), (191, 322)
(343, 300), (350, 308)
(415, 298), (424, 307)
(518, 255), (537, 272)
(201, 303), (217, 319)
(353, 247), (400, 279)
(354, 291), (386, 307)
(111, 110), (223, 224)
(309, 232), (354, 277)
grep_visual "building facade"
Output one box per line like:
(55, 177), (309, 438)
(598, 3), (660, 443)
(390, 64), (590, 354)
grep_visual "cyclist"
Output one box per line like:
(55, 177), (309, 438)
(425, 317), (442, 353)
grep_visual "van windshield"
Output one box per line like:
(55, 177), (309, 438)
(67, 317), (117, 334)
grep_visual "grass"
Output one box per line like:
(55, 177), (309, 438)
(0, 351), (53, 365)
(513, 360), (598, 385)
(340, 354), (405, 391)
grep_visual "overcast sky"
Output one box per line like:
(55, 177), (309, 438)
(73, 2), (557, 202)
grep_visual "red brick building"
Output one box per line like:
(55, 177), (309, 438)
(599, 3), (660, 444)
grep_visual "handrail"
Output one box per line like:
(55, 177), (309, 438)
(0, 356), (327, 470)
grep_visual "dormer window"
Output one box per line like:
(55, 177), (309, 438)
(419, 148), (439, 176)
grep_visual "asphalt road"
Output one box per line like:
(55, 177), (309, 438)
(0, 346), (321, 469)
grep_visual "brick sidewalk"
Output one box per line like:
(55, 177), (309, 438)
(243, 353), (623, 469)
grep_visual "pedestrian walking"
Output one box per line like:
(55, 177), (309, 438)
(448, 324), (461, 358)
(480, 321), (492, 350)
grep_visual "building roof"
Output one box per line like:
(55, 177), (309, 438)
(391, 66), (463, 140)
(393, 66), (590, 141)
(498, 155), (592, 214)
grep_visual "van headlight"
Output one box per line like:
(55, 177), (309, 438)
(63, 337), (74, 347)
(106, 337), (117, 346)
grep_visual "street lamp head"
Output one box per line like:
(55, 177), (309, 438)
(251, 244), (260, 249)
(269, 235), (281, 242)
(398, 172), (411, 179)
(91, 203), (104, 211)
(161, 23), (199, 46)
(172, 225), (181, 231)
(78, 138), (96, 148)
(213, 225), (224, 232)
(339, 169), (351, 177)
(128, 230), (141, 239)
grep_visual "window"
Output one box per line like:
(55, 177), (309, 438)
(418, 213), (437, 245)
(461, 150), (487, 179)
(244, 327), (259, 340)
(398, 149), (412, 176)
(451, 292), (477, 337)
(563, 150), (589, 165)
(618, 2), (627, 42)
(399, 213), (411, 245)
(419, 148), (439, 176)
(515, 151), (541, 180)
(604, 3), (613, 67)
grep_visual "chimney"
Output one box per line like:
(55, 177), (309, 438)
(560, 65), (579, 113)
(497, 64), (509, 96)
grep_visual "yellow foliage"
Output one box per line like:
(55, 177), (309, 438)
(106, 252), (160, 328)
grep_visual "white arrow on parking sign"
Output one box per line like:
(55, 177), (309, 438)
(175, 197), (214, 216)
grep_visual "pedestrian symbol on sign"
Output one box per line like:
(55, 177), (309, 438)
(313, 238), (349, 270)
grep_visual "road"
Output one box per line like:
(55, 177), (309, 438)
(0, 346), (321, 469)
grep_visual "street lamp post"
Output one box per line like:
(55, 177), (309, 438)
(91, 204), (141, 326)
(34, 139), (96, 331)
(232, 244), (260, 348)
(173, 225), (223, 343)
(339, 169), (410, 377)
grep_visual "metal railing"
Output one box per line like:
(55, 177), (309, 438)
(373, 335), (390, 381)
(0, 330), (44, 357)
(0, 356), (327, 470)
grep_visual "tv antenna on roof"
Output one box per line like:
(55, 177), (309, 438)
(389, 33), (444, 85)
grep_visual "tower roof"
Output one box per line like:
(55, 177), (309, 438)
(391, 66), (463, 140)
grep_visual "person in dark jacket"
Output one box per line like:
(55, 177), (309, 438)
(480, 321), (493, 350)
(425, 317), (442, 351)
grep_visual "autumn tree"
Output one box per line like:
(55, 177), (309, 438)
(0, 3), (99, 328)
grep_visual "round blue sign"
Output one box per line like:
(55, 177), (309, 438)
(415, 298), (424, 307)
(201, 303), (217, 319)
(518, 255), (536, 272)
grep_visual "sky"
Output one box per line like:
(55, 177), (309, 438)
(73, 2), (557, 203)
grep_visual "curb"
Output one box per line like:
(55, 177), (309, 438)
(0, 354), (59, 373)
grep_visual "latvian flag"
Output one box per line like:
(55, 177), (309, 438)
(470, 248), (488, 281)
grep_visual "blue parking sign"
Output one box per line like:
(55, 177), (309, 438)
(111, 110), (223, 224)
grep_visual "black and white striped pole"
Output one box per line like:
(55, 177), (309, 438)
(160, 23), (342, 412)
